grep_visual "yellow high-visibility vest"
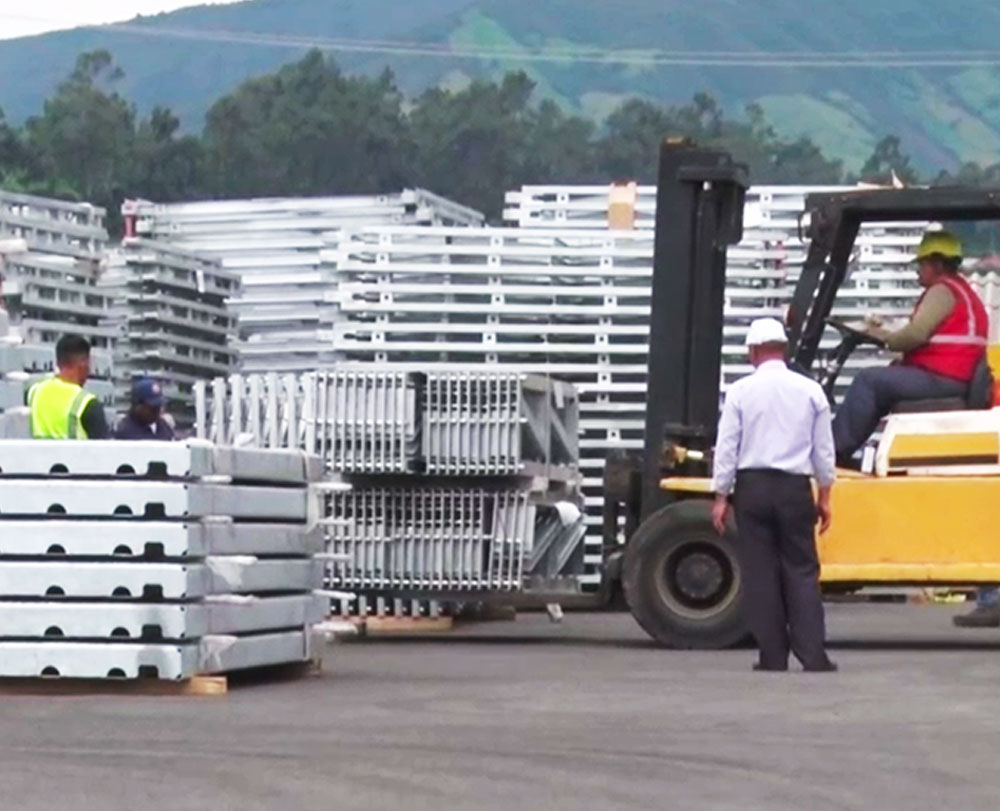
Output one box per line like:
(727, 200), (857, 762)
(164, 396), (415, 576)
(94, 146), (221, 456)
(27, 376), (96, 440)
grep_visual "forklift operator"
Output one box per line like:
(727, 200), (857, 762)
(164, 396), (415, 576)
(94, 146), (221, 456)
(832, 230), (988, 461)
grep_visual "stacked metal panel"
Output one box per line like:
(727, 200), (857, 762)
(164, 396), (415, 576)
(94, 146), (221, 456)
(326, 188), (928, 584)
(0, 190), (106, 261)
(197, 369), (587, 598)
(0, 440), (324, 680)
(423, 372), (579, 478)
(0, 249), (116, 351)
(0, 193), (116, 411)
(123, 191), (485, 373)
(101, 238), (240, 427)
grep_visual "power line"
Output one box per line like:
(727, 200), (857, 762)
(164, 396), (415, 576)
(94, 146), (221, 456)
(5, 15), (1000, 68)
(98, 24), (1000, 67)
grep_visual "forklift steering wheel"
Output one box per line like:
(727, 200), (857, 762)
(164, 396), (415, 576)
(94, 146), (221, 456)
(826, 317), (886, 348)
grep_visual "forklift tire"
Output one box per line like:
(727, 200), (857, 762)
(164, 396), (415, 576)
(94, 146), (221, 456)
(623, 500), (747, 649)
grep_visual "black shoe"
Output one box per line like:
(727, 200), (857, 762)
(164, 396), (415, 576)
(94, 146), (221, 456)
(803, 659), (838, 673)
(953, 604), (1000, 628)
(753, 662), (789, 672)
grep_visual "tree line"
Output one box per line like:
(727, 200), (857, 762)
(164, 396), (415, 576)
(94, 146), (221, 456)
(0, 48), (996, 233)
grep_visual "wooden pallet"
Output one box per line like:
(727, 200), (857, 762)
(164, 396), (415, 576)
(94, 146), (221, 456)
(0, 675), (228, 697)
(0, 658), (323, 698)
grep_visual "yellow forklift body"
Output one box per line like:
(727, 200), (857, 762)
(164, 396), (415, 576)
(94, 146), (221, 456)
(662, 471), (1000, 583)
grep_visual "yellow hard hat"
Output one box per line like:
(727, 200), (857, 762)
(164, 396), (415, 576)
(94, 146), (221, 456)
(915, 230), (963, 261)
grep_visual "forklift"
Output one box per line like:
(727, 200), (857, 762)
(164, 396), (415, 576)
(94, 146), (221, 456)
(604, 139), (1000, 648)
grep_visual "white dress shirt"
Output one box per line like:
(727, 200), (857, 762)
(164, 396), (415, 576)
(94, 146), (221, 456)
(711, 359), (836, 495)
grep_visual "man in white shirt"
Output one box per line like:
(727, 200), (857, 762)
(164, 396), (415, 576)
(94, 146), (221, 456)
(712, 318), (838, 673)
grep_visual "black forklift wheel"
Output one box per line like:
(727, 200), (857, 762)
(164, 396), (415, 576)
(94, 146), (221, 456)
(623, 500), (747, 649)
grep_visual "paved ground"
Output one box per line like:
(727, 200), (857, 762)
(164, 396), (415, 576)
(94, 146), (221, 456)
(0, 604), (999, 810)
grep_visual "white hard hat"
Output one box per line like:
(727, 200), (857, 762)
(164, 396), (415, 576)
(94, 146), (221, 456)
(745, 318), (788, 347)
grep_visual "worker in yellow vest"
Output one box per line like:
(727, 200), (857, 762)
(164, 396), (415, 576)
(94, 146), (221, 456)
(27, 334), (109, 439)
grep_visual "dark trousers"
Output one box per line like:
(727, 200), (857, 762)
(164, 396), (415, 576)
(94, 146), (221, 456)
(832, 365), (966, 458)
(734, 469), (829, 670)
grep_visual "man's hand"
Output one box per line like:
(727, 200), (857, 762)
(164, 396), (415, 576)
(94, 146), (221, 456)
(712, 494), (729, 535)
(816, 489), (832, 534)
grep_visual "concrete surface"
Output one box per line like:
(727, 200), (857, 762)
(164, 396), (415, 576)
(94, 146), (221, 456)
(1, 604), (999, 810)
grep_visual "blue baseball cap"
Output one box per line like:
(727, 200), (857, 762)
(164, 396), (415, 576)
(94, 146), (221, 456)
(131, 377), (165, 407)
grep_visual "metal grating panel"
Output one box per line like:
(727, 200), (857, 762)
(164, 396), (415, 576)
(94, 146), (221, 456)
(328, 487), (585, 593)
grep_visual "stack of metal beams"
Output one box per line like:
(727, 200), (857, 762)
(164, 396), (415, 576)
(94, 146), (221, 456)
(0, 192), (116, 410)
(0, 190), (107, 260)
(325, 187), (928, 585)
(197, 369), (586, 602)
(101, 239), (240, 428)
(0, 440), (325, 680)
(123, 191), (484, 373)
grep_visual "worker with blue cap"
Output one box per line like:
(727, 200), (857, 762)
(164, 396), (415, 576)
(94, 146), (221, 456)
(113, 377), (175, 441)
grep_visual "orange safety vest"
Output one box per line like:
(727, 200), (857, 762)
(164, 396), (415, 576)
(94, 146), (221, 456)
(904, 274), (988, 382)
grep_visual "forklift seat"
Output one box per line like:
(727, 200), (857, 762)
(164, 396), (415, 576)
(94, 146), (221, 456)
(890, 356), (994, 415)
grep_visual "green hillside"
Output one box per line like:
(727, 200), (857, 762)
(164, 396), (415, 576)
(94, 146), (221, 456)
(3, 0), (1000, 172)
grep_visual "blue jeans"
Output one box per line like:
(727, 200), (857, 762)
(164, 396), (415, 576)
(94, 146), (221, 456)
(977, 587), (1000, 608)
(832, 365), (966, 458)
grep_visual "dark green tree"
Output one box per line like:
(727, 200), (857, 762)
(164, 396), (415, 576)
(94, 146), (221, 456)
(25, 50), (136, 207)
(130, 107), (205, 202)
(857, 135), (918, 185)
(0, 108), (31, 187)
(202, 50), (414, 198)
(596, 95), (841, 185)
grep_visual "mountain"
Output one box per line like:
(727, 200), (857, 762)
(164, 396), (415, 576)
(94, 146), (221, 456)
(3, 0), (1000, 173)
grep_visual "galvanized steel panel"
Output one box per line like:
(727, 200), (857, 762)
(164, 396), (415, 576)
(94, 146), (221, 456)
(0, 559), (320, 599)
(0, 481), (309, 520)
(0, 440), (321, 483)
(0, 630), (315, 679)
(0, 520), (323, 558)
(0, 594), (325, 640)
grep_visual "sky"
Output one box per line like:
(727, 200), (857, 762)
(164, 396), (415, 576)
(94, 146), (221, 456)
(0, 1), (245, 40)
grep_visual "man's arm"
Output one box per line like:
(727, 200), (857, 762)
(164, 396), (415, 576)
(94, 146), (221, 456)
(80, 399), (110, 440)
(870, 284), (954, 352)
(711, 390), (741, 533)
(811, 395), (836, 533)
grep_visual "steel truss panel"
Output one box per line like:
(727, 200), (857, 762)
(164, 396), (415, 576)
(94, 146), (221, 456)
(329, 487), (585, 593)
(423, 372), (579, 477)
(199, 369), (581, 480)
(0, 559), (321, 599)
(0, 440), (321, 483)
(0, 481), (309, 520)
(0, 520), (323, 558)
(0, 630), (314, 680)
(0, 594), (325, 640)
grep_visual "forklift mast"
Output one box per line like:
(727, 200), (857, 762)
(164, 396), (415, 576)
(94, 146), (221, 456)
(640, 141), (748, 519)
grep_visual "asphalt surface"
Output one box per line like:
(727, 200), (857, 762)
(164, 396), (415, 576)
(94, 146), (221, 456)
(0, 604), (998, 811)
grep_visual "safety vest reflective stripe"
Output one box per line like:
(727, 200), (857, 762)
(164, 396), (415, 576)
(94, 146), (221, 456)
(927, 334), (989, 345)
(67, 387), (90, 439)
